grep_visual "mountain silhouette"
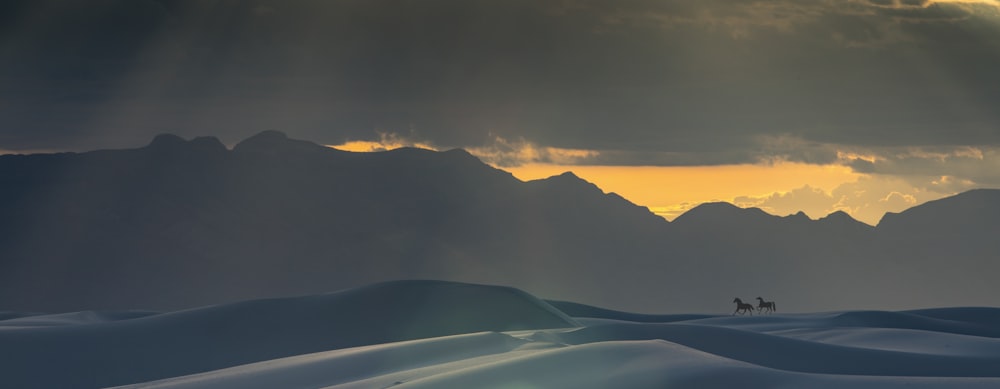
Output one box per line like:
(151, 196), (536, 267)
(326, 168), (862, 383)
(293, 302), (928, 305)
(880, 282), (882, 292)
(0, 132), (667, 311)
(878, 189), (1000, 238)
(0, 132), (997, 312)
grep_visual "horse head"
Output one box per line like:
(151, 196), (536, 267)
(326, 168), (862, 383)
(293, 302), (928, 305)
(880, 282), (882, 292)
(733, 297), (742, 303)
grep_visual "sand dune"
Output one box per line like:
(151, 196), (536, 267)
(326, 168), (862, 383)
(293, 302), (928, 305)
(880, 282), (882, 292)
(0, 281), (575, 388)
(2, 281), (999, 388)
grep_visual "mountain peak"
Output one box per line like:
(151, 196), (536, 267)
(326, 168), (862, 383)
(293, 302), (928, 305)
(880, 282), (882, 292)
(233, 131), (330, 155)
(786, 211), (811, 221)
(233, 130), (288, 149)
(146, 133), (186, 150)
(189, 136), (227, 153)
(546, 171), (584, 183)
(694, 202), (739, 212)
(672, 202), (772, 225)
(530, 171), (601, 193)
(441, 148), (484, 163)
(820, 210), (853, 222)
(145, 134), (226, 156)
(818, 210), (873, 230)
(247, 129), (288, 141)
(877, 188), (1000, 232)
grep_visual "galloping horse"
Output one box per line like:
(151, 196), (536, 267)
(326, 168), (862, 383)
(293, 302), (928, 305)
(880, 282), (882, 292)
(733, 298), (755, 315)
(755, 297), (776, 314)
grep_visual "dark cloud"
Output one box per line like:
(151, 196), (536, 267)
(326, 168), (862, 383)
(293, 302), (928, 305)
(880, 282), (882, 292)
(842, 145), (1000, 187)
(2, 0), (999, 161)
(847, 158), (878, 173)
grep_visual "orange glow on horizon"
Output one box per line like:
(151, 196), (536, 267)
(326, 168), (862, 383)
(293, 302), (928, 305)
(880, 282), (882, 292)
(328, 140), (438, 152)
(503, 163), (863, 220)
(323, 141), (883, 223)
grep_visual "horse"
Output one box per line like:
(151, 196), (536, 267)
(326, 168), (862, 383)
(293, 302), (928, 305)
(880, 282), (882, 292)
(733, 298), (754, 315)
(755, 297), (776, 314)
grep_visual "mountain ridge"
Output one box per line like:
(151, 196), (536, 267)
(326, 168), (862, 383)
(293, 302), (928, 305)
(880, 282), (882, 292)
(0, 132), (997, 313)
(1, 131), (947, 226)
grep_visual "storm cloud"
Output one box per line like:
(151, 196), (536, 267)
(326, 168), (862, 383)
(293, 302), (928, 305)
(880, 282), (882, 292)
(2, 0), (999, 162)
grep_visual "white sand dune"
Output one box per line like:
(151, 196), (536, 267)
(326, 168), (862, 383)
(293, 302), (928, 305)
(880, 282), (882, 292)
(3, 280), (1000, 388)
(0, 280), (576, 388)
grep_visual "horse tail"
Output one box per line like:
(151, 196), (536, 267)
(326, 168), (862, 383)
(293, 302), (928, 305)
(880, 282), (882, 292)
(773, 302), (776, 312)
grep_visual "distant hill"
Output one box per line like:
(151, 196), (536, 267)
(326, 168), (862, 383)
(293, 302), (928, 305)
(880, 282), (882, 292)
(0, 132), (998, 312)
(0, 280), (577, 388)
(878, 189), (1000, 239)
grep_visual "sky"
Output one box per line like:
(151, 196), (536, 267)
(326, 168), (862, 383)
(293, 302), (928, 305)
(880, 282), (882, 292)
(2, 0), (999, 225)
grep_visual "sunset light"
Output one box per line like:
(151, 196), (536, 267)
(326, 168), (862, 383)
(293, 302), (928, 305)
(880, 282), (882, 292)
(503, 163), (863, 221)
(327, 136), (966, 225)
(5, 1), (1000, 387)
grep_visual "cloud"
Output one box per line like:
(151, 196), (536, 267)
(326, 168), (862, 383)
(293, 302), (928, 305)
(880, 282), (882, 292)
(828, 177), (939, 224)
(879, 191), (919, 209)
(455, 135), (600, 167)
(1, 0), (999, 161)
(734, 185), (838, 219)
(753, 134), (842, 165)
(838, 145), (1000, 187)
(329, 132), (439, 152)
(326, 130), (1000, 198)
(649, 202), (704, 220)
(463, 133), (847, 167)
(731, 174), (963, 224)
(728, 140), (999, 223)
(329, 132), (600, 167)
(727, 143), (1000, 224)
(570, 0), (1000, 46)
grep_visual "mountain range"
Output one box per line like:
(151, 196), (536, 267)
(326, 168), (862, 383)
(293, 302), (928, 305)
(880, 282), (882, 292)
(1, 131), (997, 313)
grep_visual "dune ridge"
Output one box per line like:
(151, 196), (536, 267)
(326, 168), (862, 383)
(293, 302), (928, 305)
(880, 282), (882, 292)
(3, 281), (999, 388)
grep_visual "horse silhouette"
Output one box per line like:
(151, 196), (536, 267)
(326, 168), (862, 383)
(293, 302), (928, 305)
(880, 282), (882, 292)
(733, 298), (754, 315)
(755, 297), (776, 314)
